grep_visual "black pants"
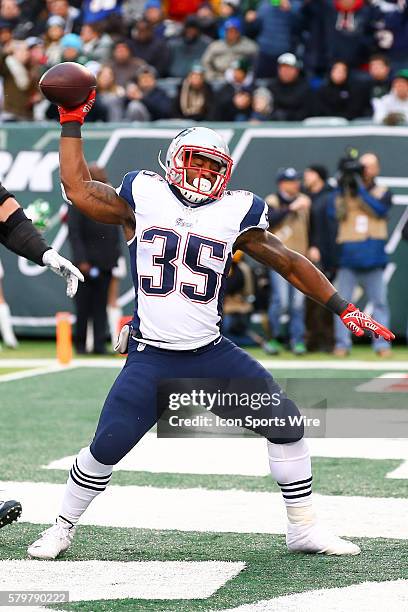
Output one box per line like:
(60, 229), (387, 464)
(74, 271), (111, 353)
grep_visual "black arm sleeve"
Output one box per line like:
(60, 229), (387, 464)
(0, 183), (14, 205)
(0, 208), (50, 265)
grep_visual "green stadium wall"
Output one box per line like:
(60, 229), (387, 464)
(0, 123), (407, 337)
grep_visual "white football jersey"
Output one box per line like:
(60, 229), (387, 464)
(117, 170), (268, 350)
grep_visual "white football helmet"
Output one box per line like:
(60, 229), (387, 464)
(159, 127), (233, 204)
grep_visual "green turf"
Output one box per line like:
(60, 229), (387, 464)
(0, 368), (406, 497)
(2, 525), (407, 612)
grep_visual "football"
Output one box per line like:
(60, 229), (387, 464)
(39, 62), (96, 108)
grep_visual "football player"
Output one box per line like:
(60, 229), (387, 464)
(0, 184), (84, 529)
(28, 92), (393, 559)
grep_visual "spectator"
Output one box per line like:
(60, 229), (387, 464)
(250, 86), (273, 122)
(0, 20), (13, 50)
(298, 0), (333, 77)
(373, 69), (408, 125)
(108, 39), (145, 88)
(166, 0), (201, 22)
(253, 0), (302, 79)
(269, 53), (311, 121)
(60, 32), (87, 64)
(201, 16), (258, 81)
(303, 165), (337, 352)
(67, 163), (121, 355)
(230, 86), (253, 121)
(80, 0), (123, 29)
(130, 18), (170, 77)
(196, 2), (219, 39)
(372, 0), (408, 72)
(124, 78), (151, 121)
(96, 64), (125, 122)
(43, 15), (65, 66)
(327, 0), (375, 69)
(125, 65), (172, 121)
(329, 152), (392, 357)
(168, 15), (211, 78)
(143, 0), (166, 38)
(0, 0), (20, 33)
(222, 250), (260, 347)
(314, 60), (368, 120)
(214, 57), (254, 120)
(265, 167), (311, 355)
(0, 39), (39, 120)
(174, 63), (214, 121)
(80, 22), (113, 64)
(218, 0), (242, 39)
(26, 36), (48, 77)
(47, 0), (81, 34)
(367, 53), (393, 100)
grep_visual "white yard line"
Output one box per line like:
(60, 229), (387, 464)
(0, 560), (244, 601)
(387, 461), (408, 479)
(3, 480), (407, 539)
(45, 436), (408, 476)
(219, 580), (408, 612)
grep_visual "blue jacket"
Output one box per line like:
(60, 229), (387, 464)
(328, 183), (392, 269)
(254, 1), (302, 57)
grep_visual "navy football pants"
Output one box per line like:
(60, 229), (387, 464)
(90, 336), (303, 465)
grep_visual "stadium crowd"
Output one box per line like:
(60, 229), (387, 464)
(0, 0), (407, 124)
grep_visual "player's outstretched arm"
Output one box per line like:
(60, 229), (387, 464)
(236, 229), (394, 342)
(0, 189), (83, 297)
(58, 92), (135, 241)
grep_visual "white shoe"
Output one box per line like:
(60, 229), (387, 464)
(287, 521), (361, 556)
(27, 518), (76, 559)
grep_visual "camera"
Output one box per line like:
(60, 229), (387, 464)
(337, 147), (364, 195)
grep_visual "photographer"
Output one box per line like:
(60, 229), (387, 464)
(328, 150), (393, 357)
(265, 167), (311, 355)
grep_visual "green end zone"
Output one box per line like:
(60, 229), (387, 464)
(1, 526), (408, 612)
(1, 364), (407, 611)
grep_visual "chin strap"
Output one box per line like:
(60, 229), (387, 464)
(157, 150), (167, 174)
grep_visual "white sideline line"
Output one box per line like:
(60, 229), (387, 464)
(219, 580), (408, 612)
(0, 358), (407, 370)
(0, 365), (76, 383)
(0, 560), (244, 601)
(3, 480), (408, 539)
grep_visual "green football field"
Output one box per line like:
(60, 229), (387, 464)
(0, 346), (408, 611)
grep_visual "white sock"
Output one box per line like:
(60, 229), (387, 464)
(58, 447), (113, 525)
(0, 303), (18, 348)
(267, 438), (315, 524)
(107, 305), (122, 348)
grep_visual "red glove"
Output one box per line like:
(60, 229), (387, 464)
(58, 89), (96, 125)
(340, 303), (395, 341)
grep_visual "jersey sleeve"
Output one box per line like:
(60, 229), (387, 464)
(237, 194), (269, 236)
(115, 171), (140, 211)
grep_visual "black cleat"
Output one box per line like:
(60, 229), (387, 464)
(0, 500), (22, 529)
